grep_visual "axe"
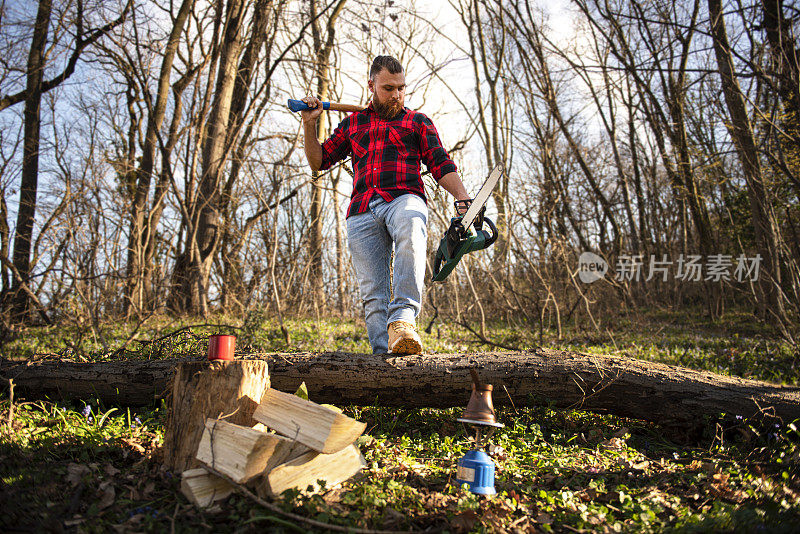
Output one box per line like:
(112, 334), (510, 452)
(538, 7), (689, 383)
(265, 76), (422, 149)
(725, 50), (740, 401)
(287, 99), (365, 113)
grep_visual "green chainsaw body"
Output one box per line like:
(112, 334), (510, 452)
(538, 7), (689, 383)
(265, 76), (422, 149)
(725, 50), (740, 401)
(431, 209), (497, 282)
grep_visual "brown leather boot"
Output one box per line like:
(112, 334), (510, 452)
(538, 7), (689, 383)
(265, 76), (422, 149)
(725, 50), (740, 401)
(388, 320), (422, 354)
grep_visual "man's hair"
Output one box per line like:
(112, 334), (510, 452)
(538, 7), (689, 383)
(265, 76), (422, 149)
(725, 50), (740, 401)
(370, 55), (403, 79)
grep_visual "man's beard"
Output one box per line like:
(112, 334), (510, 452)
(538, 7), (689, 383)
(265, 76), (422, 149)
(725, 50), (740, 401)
(373, 95), (403, 120)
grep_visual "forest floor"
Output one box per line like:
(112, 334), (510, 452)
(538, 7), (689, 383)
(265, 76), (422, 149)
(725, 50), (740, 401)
(1, 308), (799, 532)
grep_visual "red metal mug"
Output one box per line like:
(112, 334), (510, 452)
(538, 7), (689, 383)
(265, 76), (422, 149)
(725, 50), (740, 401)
(208, 334), (236, 361)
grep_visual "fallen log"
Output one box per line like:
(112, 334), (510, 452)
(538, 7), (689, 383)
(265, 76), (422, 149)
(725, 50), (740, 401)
(2, 350), (799, 426)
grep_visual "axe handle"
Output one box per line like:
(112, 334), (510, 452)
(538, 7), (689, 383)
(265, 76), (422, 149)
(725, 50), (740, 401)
(287, 99), (365, 113)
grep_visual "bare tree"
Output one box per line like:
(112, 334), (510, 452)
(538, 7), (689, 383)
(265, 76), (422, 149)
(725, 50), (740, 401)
(708, 0), (787, 325)
(7, 0), (53, 320)
(124, 0), (195, 316)
(3, 0), (130, 321)
(450, 0), (514, 263)
(307, 0), (347, 313)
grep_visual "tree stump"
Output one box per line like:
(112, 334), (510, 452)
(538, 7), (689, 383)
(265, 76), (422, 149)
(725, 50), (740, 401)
(162, 360), (270, 472)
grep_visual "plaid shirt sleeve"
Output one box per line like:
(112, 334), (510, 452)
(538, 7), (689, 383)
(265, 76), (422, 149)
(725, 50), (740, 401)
(418, 114), (458, 181)
(319, 116), (352, 171)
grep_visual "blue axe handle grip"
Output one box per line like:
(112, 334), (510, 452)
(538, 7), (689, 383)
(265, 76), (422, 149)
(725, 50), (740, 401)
(288, 99), (331, 112)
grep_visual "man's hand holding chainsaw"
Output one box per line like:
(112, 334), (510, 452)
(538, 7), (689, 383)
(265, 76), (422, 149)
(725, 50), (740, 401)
(300, 55), (470, 355)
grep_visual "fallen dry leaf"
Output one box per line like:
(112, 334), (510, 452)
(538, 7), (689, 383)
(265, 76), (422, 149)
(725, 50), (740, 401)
(613, 427), (630, 438)
(382, 507), (406, 525)
(587, 512), (606, 525)
(709, 483), (746, 503)
(632, 460), (650, 470)
(451, 510), (479, 533)
(126, 485), (142, 501)
(323, 488), (344, 504)
(488, 444), (507, 459)
(98, 481), (116, 510)
(708, 472), (746, 503)
(712, 472), (729, 484)
(600, 437), (627, 451)
(66, 463), (91, 486)
(104, 464), (121, 477)
(142, 481), (155, 497)
(423, 492), (452, 510)
(63, 517), (85, 527)
(112, 513), (144, 533)
(120, 437), (146, 454)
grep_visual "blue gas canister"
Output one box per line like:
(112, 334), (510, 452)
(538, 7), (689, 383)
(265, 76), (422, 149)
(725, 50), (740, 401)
(455, 449), (496, 495)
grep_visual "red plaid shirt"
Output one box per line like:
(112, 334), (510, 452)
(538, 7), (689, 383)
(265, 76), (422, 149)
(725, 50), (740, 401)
(319, 103), (458, 218)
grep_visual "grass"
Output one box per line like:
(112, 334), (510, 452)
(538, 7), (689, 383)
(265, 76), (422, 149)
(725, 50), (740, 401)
(2, 398), (799, 532)
(1, 308), (799, 531)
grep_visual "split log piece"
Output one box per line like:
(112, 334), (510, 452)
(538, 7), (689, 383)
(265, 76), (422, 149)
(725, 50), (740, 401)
(162, 360), (270, 472)
(257, 444), (366, 498)
(180, 468), (233, 508)
(196, 418), (309, 484)
(252, 387), (366, 453)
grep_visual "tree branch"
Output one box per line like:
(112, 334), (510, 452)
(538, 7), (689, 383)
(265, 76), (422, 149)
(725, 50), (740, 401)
(0, 0), (133, 112)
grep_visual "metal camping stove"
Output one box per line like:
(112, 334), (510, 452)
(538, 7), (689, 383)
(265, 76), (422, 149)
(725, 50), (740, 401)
(455, 369), (504, 495)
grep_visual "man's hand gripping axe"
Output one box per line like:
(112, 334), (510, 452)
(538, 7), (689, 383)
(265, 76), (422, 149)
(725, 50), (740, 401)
(287, 99), (365, 113)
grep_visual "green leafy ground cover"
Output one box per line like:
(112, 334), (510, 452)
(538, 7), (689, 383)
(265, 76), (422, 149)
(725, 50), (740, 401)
(1, 310), (799, 532)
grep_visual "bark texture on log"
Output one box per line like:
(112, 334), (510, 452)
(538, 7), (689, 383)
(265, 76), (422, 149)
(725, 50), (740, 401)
(0, 357), (178, 405)
(161, 360), (270, 472)
(2, 350), (799, 426)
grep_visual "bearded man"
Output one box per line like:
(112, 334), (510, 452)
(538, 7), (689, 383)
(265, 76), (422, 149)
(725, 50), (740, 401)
(301, 55), (470, 354)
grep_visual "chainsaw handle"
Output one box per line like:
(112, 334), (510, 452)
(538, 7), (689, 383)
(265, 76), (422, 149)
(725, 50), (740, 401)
(482, 216), (498, 248)
(432, 248), (444, 279)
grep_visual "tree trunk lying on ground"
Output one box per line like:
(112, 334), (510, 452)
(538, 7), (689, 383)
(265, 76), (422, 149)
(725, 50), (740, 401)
(2, 350), (799, 426)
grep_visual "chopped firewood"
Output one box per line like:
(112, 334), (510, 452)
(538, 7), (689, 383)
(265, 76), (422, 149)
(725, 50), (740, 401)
(253, 388), (366, 453)
(163, 360), (271, 472)
(180, 468), (233, 508)
(196, 418), (309, 483)
(257, 444), (366, 498)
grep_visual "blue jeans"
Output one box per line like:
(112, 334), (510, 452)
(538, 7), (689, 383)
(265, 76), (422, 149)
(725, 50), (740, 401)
(346, 194), (428, 354)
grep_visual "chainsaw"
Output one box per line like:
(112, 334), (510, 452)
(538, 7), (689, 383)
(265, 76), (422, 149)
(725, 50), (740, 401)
(431, 164), (503, 282)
